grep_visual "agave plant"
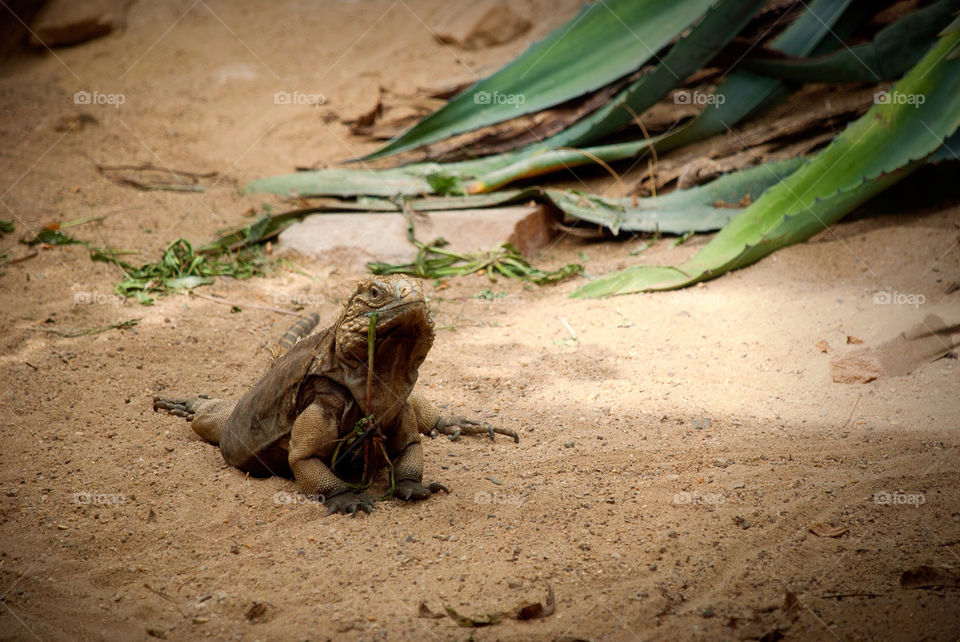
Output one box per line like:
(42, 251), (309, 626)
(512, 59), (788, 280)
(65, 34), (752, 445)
(196, 1), (960, 297)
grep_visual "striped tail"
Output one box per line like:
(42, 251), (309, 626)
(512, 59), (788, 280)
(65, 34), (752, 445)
(272, 312), (320, 360)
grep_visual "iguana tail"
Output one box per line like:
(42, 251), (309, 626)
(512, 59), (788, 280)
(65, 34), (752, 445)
(270, 312), (320, 360)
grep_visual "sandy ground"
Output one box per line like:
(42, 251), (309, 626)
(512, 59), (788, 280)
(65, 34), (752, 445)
(1, 1), (960, 640)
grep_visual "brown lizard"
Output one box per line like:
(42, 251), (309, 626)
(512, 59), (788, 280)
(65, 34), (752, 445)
(154, 275), (518, 514)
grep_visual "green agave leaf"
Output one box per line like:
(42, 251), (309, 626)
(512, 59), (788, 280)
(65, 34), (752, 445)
(464, 0), (855, 193)
(652, 0), (854, 155)
(245, 166), (435, 198)
(573, 27), (960, 298)
(740, 0), (959, 83)
(545, 157), (803, 234)
(509, 0), (767, 150)
(364, 0), (715, 160)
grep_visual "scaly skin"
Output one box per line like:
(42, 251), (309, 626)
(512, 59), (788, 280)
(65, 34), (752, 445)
(154, 275), (517, 514)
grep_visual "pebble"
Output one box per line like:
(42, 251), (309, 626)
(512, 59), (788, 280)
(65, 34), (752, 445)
(691, 417), (712, 430)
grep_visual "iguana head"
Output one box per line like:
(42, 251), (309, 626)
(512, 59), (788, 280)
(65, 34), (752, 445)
(334, 275), (434, 367)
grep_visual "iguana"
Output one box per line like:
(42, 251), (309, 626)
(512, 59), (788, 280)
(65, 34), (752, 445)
(154, 275), (518, 514)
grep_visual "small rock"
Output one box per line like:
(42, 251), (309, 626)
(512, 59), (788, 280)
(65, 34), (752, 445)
(53, 113), (98, 132)
(701, 606), (715, 618)
(30, 0), (133, 47)
(245, 600), (268, 623)
(278, 205), (557, 269)
(431, 0), (531, 50)
(732, 481), (745, 490)
(563, 442), (575, 449)
(830, 349), (883, 384)
(691, 417), (712, 430)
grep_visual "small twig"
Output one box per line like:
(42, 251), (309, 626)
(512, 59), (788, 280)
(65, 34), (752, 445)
(60, 215), (105, 229)
(842, 392), (863, 429)
(821, 592), (880, 600)
(624, 104), (658, 196)
(31, 318), (140, 338)
(94, 161), (218, 192)
(559, 317), (577, 340)
(188, 291), (300, 317)
(365, 312), (378, 414)
(7, 250), (38, 265)
(143, 583), (190, 618)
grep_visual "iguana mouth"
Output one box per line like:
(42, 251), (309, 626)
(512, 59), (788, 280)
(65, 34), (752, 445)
(370, 299), (430, 328)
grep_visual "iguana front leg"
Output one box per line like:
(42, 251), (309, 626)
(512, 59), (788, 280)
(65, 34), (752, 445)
(153, 395), (234, 444)
(409, 390), (519, 443)
(288, 404), (376, 515)
(393, 441), (449, 500)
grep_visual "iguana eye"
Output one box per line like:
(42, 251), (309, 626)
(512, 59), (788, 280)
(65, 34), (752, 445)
(370, 287), (379, 299)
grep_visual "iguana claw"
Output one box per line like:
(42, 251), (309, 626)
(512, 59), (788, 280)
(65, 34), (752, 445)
(153, 396), (199, 420)
(324, 491), (376, 516)
(394, 479), (450, 501)
(431, 416), (519, 443)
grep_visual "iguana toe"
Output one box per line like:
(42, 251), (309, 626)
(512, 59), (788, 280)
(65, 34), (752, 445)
(433, 416), (520, 443)
(324, 491), (376, 515)
(153, 395), (217, 421)
(153, 397), (196, 419)
(395, 479), (449, 501)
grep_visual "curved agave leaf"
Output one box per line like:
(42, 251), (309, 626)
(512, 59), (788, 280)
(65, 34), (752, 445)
(573, 27), (960, 298)
(245, 166), (436, 198)
(544, 157), (802, 234)
(518, 0), (766, 150)
(364, 0), (715, 160)
(652, 0), (854, 154)
(463, 0), (855, 192)
(740, 0), (959, 83)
